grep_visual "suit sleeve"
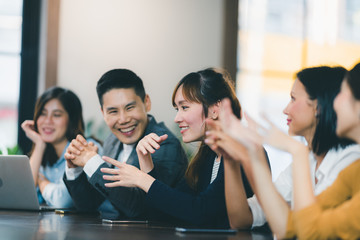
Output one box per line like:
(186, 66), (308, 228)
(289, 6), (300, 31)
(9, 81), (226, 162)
(87, 162), (147, 218)
(87, 135), (188, 218)
(145, 167), (228, 228)
(63, 172), (105, 212)
(148, 135), (188, 187)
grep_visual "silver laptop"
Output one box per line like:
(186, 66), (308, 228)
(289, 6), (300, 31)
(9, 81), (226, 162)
(0, 155), (57, 211)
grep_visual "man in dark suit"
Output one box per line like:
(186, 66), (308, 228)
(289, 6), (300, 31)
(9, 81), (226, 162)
(63, 69), (188, 219)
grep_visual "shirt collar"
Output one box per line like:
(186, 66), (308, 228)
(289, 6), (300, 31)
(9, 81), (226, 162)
(316, 148), (337, 177)
(123, 143), (135, 154)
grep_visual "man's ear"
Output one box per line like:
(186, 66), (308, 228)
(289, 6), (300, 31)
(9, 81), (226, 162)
(144, 94), (151, 112)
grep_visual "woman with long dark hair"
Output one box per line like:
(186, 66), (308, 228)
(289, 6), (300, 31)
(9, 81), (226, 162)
(22, 87), (101, 208)
(206, 66), (360, 230)
(206, 63), (360, 238)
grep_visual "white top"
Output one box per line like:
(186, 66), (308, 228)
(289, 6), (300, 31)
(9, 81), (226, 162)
(118, 143), (135, 163)
(65, 143), (135, 180)
(248, 144), (360, 228)
(210, 157), (221, 184)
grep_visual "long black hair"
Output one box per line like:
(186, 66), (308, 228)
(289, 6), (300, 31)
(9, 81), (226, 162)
(296, 66), (354, 155)
(32, 87), (85, 166)
(346, 62), (360, 101)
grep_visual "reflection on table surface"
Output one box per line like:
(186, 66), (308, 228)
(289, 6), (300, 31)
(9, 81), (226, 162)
(0, 210), (274, 240)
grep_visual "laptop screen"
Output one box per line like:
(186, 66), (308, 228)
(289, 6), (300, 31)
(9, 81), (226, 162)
(0, 155), (41, 210)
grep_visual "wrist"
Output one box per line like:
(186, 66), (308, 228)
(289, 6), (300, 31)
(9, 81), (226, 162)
(81, 151), (97, 166)
(224, 158), (240, 167)
(137, 153), (154, 172)
(289, 141), (308, 156)
(35, 141), (46, 151)
(136, 171), (155, 193)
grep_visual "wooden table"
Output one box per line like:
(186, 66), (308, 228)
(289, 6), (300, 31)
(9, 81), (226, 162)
(0, 210), (274, 239)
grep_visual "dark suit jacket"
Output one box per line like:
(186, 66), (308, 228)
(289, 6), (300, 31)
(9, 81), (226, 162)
(145, 148), (270, 228)
(64, 115), (188, 218)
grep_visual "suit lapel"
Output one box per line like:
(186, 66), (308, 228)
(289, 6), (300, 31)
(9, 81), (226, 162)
(110, 141), (121, 159)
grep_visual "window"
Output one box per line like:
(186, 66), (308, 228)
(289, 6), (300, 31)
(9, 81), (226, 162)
(0, 0), (23, 153)
(237, 0), (360, 179)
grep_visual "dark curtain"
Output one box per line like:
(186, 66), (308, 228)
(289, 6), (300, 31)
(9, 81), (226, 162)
(17, 0), (41, 154)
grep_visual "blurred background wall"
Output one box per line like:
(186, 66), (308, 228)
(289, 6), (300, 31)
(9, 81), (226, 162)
(56, 0), (232, 140)
(1, 0), (360, 179)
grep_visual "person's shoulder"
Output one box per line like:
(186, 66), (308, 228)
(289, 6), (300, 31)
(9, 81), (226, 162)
(336, 144), (360, 157)
(337, 159), (360, 181)
(100, 133), (120, 154)
(347, 159), (360, 171)
(103, 133), (119, 145)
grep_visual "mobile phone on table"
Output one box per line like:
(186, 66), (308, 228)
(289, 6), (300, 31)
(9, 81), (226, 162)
(102, 219), (149, 224)
(175, 227), (237, 234)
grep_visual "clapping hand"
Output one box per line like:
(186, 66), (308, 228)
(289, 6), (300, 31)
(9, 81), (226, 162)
(64, 134), (98, 167)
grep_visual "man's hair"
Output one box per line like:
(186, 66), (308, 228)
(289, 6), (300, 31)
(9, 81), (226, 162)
(96, 69), (146, 107)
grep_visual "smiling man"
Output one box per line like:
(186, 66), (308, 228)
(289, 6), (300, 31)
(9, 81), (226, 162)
(63, 69), (188, 218)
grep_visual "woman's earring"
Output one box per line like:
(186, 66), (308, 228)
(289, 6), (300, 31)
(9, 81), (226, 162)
(212, 112), (217, 120)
